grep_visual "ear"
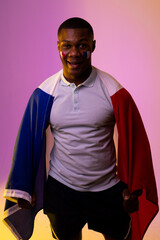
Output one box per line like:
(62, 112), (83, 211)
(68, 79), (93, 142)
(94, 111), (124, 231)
(57, 41), (60, 51)
(91, 40), (96, 53)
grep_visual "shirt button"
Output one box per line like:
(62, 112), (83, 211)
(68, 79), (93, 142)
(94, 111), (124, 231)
(71, 83), (75, 88)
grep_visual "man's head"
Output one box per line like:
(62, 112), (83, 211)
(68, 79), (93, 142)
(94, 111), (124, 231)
(57, 17), (96, 85)
(58, 17), (94, 40)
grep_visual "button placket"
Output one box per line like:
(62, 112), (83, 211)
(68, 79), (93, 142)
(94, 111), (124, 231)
(73, 87), (79, 111)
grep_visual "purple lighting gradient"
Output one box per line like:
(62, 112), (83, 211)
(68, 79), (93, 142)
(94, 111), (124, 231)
(0, 1), (160, 239)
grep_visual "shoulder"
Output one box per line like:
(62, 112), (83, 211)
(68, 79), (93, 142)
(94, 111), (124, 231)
(94, 67), (123, 96)
(26, 70), (63, 109)
(111, 87), (134, 104)
(38, 69), (63, 95)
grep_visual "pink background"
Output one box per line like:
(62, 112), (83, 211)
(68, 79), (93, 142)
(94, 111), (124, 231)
(0, 1), (159, 239)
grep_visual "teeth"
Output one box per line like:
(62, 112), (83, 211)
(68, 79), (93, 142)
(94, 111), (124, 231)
(71, 63), (78, 66)
(66, 61), (82, 69)
(68, 62), (81, 68)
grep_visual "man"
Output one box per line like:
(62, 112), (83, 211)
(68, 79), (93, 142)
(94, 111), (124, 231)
(3, 18), (158, 240)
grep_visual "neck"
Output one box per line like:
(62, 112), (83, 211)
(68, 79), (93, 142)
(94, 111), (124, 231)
(63, 66), (92, 86)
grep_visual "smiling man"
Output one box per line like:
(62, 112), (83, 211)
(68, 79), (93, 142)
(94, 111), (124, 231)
(44, 19), (132, 240)
(57, 23), (95, 85)
(3, 18), (158, 240)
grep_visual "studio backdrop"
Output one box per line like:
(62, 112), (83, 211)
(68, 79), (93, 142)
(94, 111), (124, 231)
(0, 1), (159, 239)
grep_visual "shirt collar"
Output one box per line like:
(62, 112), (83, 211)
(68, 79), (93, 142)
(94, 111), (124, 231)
(60, 67), (97, 88)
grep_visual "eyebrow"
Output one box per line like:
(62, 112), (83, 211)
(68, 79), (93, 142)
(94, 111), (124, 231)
(60, 39), (89, 43)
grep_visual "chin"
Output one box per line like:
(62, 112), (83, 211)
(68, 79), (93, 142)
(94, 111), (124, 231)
(67, 69), (82, 77)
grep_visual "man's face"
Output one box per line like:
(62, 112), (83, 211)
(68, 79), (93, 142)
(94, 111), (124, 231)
(57, 28), (95, 83)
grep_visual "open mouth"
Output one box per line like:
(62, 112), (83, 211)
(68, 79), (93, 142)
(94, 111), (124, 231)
(67, 61), (82, 69)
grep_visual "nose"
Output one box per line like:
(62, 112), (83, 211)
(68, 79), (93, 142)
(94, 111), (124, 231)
(68, 46), (81, 57)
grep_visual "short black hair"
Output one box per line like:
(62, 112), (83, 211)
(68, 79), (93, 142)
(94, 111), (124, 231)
(58, 17), (94, 38)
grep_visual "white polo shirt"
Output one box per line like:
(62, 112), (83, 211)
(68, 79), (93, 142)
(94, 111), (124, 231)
(48, 67), (120, 191)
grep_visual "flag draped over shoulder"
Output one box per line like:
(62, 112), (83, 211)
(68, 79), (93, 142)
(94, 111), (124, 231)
(3, 68), (158, 240)
(3, 70), (62, 240)
(98, 68), (158, 239)
(111, 88), (158, 240)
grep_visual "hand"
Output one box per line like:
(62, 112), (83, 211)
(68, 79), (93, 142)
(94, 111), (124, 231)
(17, 192), (36, 209)
(122, 188), (142, 213)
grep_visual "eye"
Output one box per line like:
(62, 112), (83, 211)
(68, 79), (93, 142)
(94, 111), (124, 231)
(62, 44), (71, 49)
(79, 43), (87, 49)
